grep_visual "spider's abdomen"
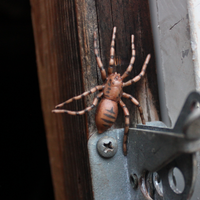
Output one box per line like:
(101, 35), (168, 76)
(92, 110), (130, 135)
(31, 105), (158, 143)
(95, 98), (118, 134)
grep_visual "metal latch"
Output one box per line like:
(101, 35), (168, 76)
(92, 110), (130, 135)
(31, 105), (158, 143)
(88, 91), (200, 200)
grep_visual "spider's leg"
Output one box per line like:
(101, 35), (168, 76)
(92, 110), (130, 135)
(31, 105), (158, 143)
(54, 85), (104, 108)
(94, 32), (107, 81)
(123, 54), (151, 87)
(52, 92), (103, 115)
(122, 92), (145, 124)
(108, 27), (116, 75)
(119, 99), (130, 156)
(121, 35), (135, 80)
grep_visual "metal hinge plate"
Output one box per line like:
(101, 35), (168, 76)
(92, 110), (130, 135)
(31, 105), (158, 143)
(88, 92), (200, 200)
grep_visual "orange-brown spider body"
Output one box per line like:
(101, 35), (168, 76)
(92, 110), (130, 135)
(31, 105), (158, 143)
(52, 27), (151, 155)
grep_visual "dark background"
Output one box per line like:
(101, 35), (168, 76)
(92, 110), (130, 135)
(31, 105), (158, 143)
(1, 0), (55, 199)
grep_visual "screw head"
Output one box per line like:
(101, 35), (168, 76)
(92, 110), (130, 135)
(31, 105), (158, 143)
(97, 136), (118, 158)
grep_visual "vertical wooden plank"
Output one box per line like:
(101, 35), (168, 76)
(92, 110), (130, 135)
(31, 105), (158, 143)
(30, 0), (93, 199)
(74, 0), (99, 136)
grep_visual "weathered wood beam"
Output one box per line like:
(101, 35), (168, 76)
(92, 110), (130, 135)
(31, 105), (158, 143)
(30, 0), (93, 199)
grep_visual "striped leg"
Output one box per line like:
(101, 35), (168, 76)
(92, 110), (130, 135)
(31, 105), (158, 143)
(52, 92), (103, 115)
(121, 35), (135, 80)
(108, 27), (117, 75)
(119, 100), (130, 156)
(122, 92), (145, 124)
(123, 54), (151, 87)
(94, 32), (107, 81)
(54, 85), (104, 108)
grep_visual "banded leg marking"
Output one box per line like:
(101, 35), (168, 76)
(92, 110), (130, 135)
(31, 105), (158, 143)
(108, 27), (116, 75)
(54, 85), (104, 108)
(123, 54), (151, 87)
(94, 32), (107, 81)
(52, 92), (103, 115)
(122, 92), (145, 124)
(121, 35), (135, 80)
(119, 100), (130, 156)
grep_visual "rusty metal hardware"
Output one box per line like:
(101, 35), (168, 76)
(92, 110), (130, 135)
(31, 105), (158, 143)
(88, 91), (200, 200)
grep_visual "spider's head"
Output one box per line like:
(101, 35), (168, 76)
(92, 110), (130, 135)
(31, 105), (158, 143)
(109, 72), (123, 87)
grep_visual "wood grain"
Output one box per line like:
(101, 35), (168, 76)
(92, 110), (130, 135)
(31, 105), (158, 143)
(31, 0), (160, 199)
(30, 0), (93, 199)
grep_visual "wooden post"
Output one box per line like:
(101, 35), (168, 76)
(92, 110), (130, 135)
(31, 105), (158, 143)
(30, 0), (160, 199)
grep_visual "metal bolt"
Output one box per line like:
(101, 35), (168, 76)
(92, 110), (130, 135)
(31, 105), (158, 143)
(97, 136), (118, 158)
(130, 174), (138, 189)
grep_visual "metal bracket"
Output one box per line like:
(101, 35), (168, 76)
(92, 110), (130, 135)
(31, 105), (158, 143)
(88, 91), (200, 199)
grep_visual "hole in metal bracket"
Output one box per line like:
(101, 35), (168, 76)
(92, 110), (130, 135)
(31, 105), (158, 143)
(168, 167), (185, 194)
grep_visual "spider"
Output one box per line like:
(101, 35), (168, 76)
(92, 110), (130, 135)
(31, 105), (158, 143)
(52, 27), (151, 155)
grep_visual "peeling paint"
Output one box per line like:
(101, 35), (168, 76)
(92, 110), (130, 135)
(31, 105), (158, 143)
(187, 0), (200, 91)
(182, 49), (189, 58)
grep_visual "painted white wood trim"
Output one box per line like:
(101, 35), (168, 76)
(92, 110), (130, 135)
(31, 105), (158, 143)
(148, 0), (197, 127)
(148, 1), (200, 199)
